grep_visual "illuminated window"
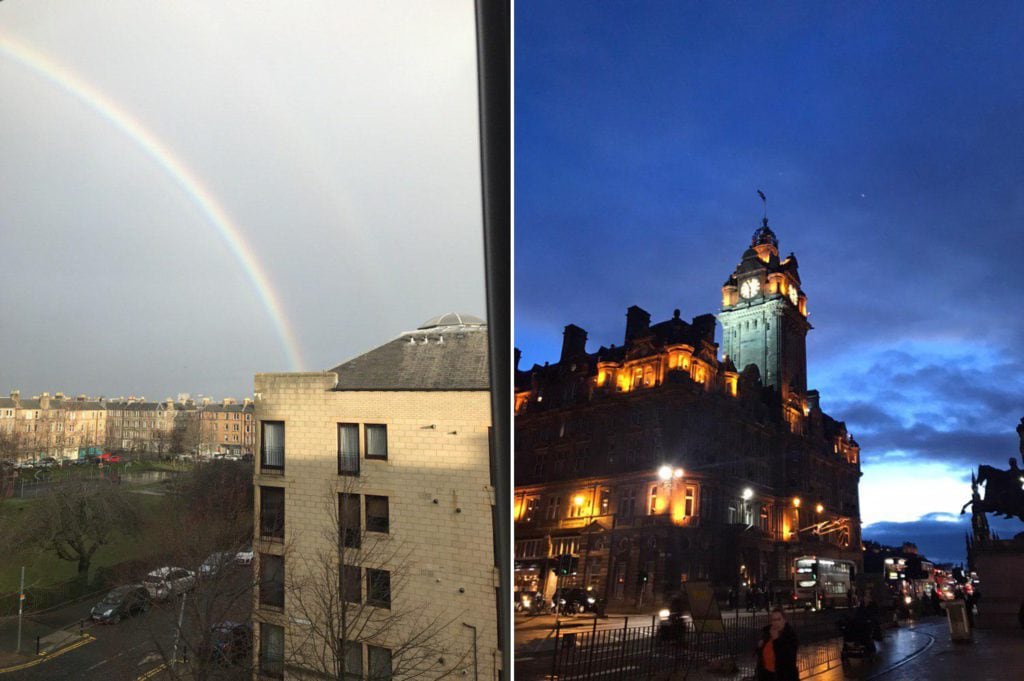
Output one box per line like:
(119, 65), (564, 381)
(684, 486), (696, 517)
(648, 485), (659, 514)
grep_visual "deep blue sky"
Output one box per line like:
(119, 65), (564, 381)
(515, 1), (1024, 565)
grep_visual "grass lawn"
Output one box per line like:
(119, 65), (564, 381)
(0, 493), (167, 595)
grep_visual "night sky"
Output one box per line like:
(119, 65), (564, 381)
(514, 1), (1024, 565)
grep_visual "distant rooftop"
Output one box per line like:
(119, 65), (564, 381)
(330, 314), (489, 391)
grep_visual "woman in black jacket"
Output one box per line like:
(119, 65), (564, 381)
(755, 607), (799, 681)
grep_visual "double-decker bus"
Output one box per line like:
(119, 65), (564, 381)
(793, 556), (856, 610)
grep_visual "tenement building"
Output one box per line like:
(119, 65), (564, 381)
(252, 314), (501, 680)
(514, 220), (862, 610)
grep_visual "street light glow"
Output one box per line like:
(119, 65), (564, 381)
(674, 468), (684, 478)
(742, 487), (753, 500)
(658, 465), (673, 481)
(815, 503), (824, 513)
(573, 495), (585, 506)
(792, 497), (801, 507)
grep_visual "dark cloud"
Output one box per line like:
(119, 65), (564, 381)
(863, 514), (1023, 566)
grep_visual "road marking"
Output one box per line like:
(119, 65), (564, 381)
(0, 634), (96, 675)
(136, 659), (183, 680)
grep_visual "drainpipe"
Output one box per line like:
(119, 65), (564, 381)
(462, 622), (478, 681)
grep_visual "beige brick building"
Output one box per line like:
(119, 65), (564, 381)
(253, 314), (500, 680)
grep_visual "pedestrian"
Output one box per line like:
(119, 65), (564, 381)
(755, 607), (799, 681)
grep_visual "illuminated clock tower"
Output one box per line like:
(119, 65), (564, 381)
(718, 219), (811, 409)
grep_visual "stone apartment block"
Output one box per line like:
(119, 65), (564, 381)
(0, 391), (107, 460)
(253, 314), (500, 680)
(0, 391), (254, 462)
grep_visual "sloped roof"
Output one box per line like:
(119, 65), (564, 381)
(330, 324), (489, 391)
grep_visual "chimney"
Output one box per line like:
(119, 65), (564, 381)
(40, 393), (51, 409)
(514, 348), (522, 372)
(806, 390), (820, 412)
(560, 324), (588, 361)
(624, 306), (651, 344)
(10, 390), (19, 401)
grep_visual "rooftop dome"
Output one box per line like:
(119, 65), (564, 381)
(751, 217), (778, 249)
(417, 312), (486, 330)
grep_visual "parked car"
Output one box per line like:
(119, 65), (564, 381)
(235, 546), (253, 566)
(36, 457), (59, 468)
(553, 588), (605, 615)
(199, 551), (237, 578)
(90, 584), (151, 624)
(209, 621), (252, 665)
(143, 567), (196, 601)
(98, 452), (124, 464)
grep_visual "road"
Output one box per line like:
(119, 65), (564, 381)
(0, 565), (252, 680)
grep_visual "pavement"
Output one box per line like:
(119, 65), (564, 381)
(515, 614), (1024, 680)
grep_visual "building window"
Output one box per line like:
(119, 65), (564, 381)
(545, 496), (560, 521)
(524, 496), (540, 523)
(365, 424), (387, 460)
(259, 487), (285, 539)
(368, 645), (393, 681)
(340, 493), (361, 549)
(619, 487), (636, 517)
(366, 569), (391, 608)
(259, 623), (284, 678)
(684, 486), (696, 518)
(260, 421), (284, 471)
(600, 489), (610, 515)
(648, 485), (659, 515)
(365, 495), (389, 534)
(341, 565), (361, 604)
(338, 423), (360, 476)
(343, 641), (363, 680)
(259, 554), (284, 608)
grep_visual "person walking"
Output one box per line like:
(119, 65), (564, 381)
(755, 607), (799, 681)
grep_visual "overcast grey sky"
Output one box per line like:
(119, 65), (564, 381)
(0, 1), (486, 401)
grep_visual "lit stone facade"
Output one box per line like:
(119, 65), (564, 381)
(252, 317), (499, 680)
(514, 222), (862, 610)
(0, 392), (107, 460)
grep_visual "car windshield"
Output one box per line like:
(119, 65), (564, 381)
(143, 576), (164, 584)
(100, 588), (130, 605)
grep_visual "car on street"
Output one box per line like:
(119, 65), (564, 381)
(209, 621), (252, 665)
(98, 452), (125, 464)
(554, 587), (605, 615)
(199, 551), (237, 578)
(90, 584), (151, 624)
(235, 545), (253, 565)
(143, 566), (196, 601)
(36, 457), (59, 468)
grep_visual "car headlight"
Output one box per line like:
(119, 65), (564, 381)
(522, 598), (531, 608)
(587, 597), (596, 604)
(658, 608), (671, 620)
(104, 609), (114, 617)
(558, 598), (566, 605)
(904, 596), (912, 604)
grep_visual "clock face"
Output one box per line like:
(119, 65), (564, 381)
(789, 286), (799, 305)
(740, 278), (760, 299)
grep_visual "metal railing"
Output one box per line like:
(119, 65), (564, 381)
(550, 609), (845, 681)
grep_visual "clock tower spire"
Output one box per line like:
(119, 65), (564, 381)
(718, 216), (811, 412)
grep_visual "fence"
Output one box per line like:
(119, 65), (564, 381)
(551, 609), (846, 681)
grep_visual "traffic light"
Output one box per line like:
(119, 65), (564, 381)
(639, 569), (649, 584)
(556, 554), (571, 576)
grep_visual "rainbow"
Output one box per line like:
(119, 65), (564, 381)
(0, 35), (305, 371)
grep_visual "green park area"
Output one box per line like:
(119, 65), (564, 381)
(0, 488), (168, 607)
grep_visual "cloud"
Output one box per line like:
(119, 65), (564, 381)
(863, 513), (1023, 566)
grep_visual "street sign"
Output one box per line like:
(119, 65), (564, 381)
(685, 580), (725, 634)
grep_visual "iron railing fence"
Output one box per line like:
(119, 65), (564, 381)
(551, 609), (846, 681)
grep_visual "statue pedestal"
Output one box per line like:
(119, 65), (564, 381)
(973, 535), (1024, 629)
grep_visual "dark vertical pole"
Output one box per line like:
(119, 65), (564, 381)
(474, 2), (510, 681)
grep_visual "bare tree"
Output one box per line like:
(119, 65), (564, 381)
(19, 478), (141, 578)
(281, 479), (471, 681)
(135, 460), (257, 681)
